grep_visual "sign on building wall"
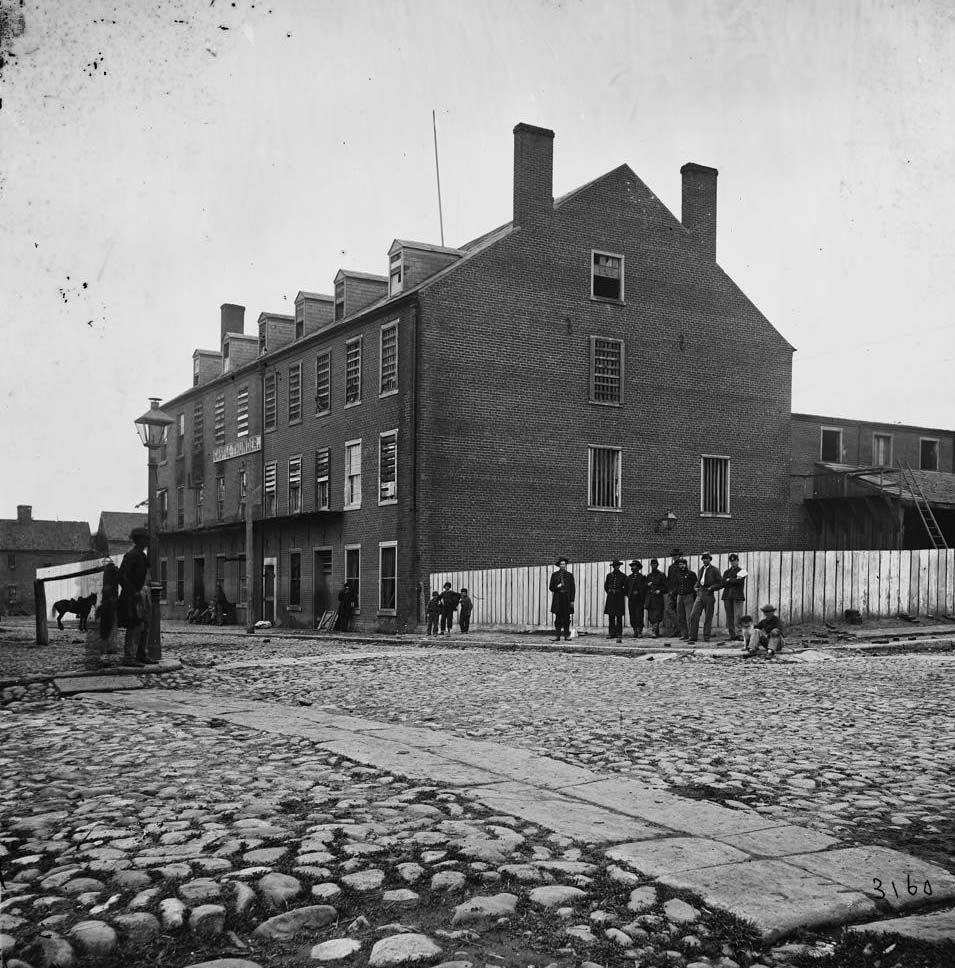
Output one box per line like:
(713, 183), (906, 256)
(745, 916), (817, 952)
(213, 435), (262, 463)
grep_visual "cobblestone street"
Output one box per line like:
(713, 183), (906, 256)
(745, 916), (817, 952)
(2, 627), (955, 968)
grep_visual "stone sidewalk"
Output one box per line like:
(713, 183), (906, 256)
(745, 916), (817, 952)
(82, 686), (955, 943)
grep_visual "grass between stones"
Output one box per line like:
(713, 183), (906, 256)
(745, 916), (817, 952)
(786, 931), (955, 968)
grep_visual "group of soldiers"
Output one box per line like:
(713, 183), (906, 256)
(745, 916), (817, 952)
(548, 548), (749, 644)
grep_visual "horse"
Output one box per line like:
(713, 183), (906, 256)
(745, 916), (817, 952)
(52, 592), (98, 631)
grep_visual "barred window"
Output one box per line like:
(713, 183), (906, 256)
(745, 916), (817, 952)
(288, 455), (302, 514)
(345, 338), (362, 405)
(344, 440), (362, 509)
(379, 431), (397, 503)
(192, 403), (204, 453)
(288, 363), (302, 423)
(264, 461), (277, 516)
(264, 373), (277, 431)
(315, 448), (330, 510)
(590, 337), (623, 405)
(236, 386), (249, 437)
(315, 352), (331, 414)
(588, 446), (621, 510)
(380, 323), (398, 395)
(214, 393), (225, 445)
(216, 474), (225, 520)
(592, 251), (624, 301)
(235, 387), (249, 437)
(701, 456), (731, 516)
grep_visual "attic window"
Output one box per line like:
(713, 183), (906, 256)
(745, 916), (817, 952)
(193, 356), (200, 387)
(295, 312), (304, 340)
(389, 252), (403, 296)
(334, 279), (345, 321)
(258, 323), (267, 355)
(592, 251), (624, 301)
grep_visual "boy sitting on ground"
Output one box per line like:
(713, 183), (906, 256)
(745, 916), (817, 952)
(742, 605), (785, 657)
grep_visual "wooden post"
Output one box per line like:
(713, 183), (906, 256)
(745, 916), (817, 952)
(34, 579), (49, 645)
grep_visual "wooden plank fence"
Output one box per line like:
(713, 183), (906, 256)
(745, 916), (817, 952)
(432, 549), (955, 632)
(37, 557), (120, 609)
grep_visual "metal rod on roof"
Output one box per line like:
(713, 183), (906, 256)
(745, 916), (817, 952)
(432, 109), (445, 247)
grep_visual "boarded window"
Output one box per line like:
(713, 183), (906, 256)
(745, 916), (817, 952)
(288, 363), (302, 423)
(315, 352), (331, 413)
(380, 323), (398, 395)
(264, 374), (277, 431)
(588, 446), (621, 509)
(192, 403), (204, 453)
(264, 461), (277, 516)
(701, 456), (731, 515)
(213, 393), (225, 445)
(315, 448), (330, 510)
(345, 338), (362, 405)
(236, 386), (249, 437)
(288, 455), (302, 513)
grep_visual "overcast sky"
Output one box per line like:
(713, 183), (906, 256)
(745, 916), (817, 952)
(2, 0), (954, 528)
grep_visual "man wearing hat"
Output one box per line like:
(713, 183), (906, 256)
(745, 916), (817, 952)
(665, 548), (687, 637)
(644, 558), (667, 637)
(626, 561), (647, 638)
(754, 604), (785, 656)
(721, 554), (746, 641)
(604, 560), (628, 641)
(687, 553), (721, 643)
(673, 557), (698, 640)
(549, 558), (576, 642)
(118, 527), (156, 666)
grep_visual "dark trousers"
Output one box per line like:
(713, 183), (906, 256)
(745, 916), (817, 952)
(607, 613), (623, 638)
(440, 608), (455, 632)
(724, 599), (742, 638)
(426, 613), (439, 634)
(553, 609), (571, 639)
(676, 594), (695, 637)
(459, 612), (471, 632)
(646, 593), (664, 626)
(688, 592), (715, 641)
(628, 598), (644, 634)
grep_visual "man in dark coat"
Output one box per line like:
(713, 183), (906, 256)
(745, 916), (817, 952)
(625, 560), (647, 638)
(439, 582), (461, 634)
(118, 527), (154, 666)
(604, 560), (628, 641)
(673, 558), (698, 642)
(688, 552), (722, 643)
(334, 581), (356, 631)
(644, 558), (667, 637)
(721, 553), (746, 641)
(665, 547), (686, 637)
(549, 557), (575, 641)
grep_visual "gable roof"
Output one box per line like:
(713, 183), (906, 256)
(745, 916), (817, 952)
(97, 511), (147, 545)
(0, 516), (91, 553)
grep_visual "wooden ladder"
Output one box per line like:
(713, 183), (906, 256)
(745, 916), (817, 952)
(899, 460), (949, 549)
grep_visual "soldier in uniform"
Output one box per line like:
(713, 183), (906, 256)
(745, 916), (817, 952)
(604, 559), (628, 642)
(549, 557), (575, 641)
(625, 560), (647, 638)
(673, 558), (698, 642)
(644, 558), (667, 637)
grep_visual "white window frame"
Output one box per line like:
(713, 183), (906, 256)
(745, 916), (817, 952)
(872, 432), (893, 467)
(378, 430), (398, 505)
(920, 437), (940, 471)
(587, 445), (622, 511)
(589, 336), (624, 406)
(315, 351), (331, 415)
(591, 249), (625, 302)
(344, 438), (362, 510)
(820, 426), (843, 463)
(288, 455), (303, 514)
(345, 543), (361, 614)
(378, 541), (397, 615)
(380, 321), (399, 397)
(700, 454), (731, 517)
(345, 337), (362, 407)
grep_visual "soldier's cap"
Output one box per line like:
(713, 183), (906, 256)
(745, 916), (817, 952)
(701, 553), (713, 560)
(629, 560), (642, 569)
(555, 557), (569, 566)
(761, 604), (776, 613)
(611, 559), (623, 567)
(669, 547), (682, 556)
(728, 553), (740, 561)
(129, 527), (149, 542)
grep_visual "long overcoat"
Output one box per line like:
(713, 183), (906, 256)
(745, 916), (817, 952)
(604, 569), (628, 616)
(549, 570), (576, 619)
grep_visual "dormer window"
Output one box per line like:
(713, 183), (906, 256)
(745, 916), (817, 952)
(295, 312), (304, 340)
(258, 322), (267, 354)
(222, 340), (231, 372)
(334, 278), (345, 321)
(389, 251), (403, 296)
(193, 356), (200, 387)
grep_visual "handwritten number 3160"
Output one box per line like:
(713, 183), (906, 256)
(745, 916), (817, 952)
(872, 876), (932, 899)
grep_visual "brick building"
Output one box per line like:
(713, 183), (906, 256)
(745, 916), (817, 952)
(791, 413), (955, 549)
(153, 122), (798, 631)
(0, 506), (93, 614)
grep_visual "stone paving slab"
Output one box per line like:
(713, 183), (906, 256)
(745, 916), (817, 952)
(54, 675), (145, 694)
(783, 846), (955, 912)
(606, 836), (752, 875)
(465, 781), (667, 844)
(658, 858), (879, 942)
(848, 907), (955, 942)
(562, 777), (782, 836)
(715, 824), (841, 857)
(435, 738), (600, 789)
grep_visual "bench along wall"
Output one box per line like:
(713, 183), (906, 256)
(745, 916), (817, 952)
(431, 549), (955, 633)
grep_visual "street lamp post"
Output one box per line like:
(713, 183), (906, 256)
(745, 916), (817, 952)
(134, 398), (174, 661)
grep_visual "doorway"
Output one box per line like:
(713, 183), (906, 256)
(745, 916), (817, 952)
(313, 548), (333, 626)
(262, 556), (276, 623)
(193, 557), (205, 606)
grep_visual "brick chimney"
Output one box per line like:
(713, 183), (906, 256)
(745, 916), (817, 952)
(513, 123), (554, 229)
(680, 163), (718, 261)
(17, 505), (32, 523)
(220, 303), (245, 343)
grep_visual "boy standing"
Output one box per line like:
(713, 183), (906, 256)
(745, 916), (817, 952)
(426, 591), (441, 635)
(458, 588), (473, 633)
